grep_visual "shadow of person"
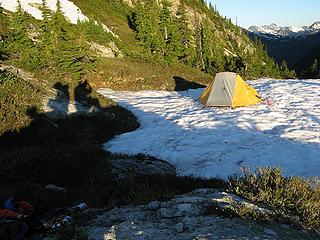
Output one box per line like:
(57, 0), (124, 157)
(173, 76), (206, 91)
(74, 80), (100, 112)
(47, 82), (70, 115)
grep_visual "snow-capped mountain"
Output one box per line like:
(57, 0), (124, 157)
(248, 22), (320, 38)
(245, 21), (320, 75)
(310, 21), (320, 30)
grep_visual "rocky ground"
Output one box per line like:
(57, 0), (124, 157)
(86, 189), (316, 240)
(35, 85), (318, 240)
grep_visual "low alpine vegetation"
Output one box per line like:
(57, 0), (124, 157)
(229, 167), (320, 233)
(0, 70), (41, 134)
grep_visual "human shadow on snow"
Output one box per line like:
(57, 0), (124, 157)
(0, 80), (139, 209)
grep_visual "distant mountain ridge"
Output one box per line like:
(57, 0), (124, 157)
(248, 22), (320, 38)
(246, 22), (320, 76)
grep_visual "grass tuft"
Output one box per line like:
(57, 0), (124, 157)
(229, 167), (320, 233)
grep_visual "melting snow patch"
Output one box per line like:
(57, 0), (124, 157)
(98, 79), (320, 179)
(1, 0), (115, 34)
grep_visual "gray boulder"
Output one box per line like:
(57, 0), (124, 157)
(87, 189), (316, 240)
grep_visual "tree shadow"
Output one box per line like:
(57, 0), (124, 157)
(173, 76), (206, 91)
(127, 13), (137, 32)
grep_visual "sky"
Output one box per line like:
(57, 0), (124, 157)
(208, 0), (320, 28)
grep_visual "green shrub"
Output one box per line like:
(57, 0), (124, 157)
(0, 70), (41, 134)
(229, 167), (320, 233)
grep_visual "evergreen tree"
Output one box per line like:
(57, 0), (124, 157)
(159, 0), (181, 63)
(211, 38), (225, 73)
(51, 0), (68, 47)
(245, 38), (266, 77)
(176, 3), (193, 64)
(134, 0), (163, 59)
(145, 0), (163, 59)
(39, 0), (52, 61)
(8, 0), (31, 49)
(51, 0), (86, 80)
(134, 0), (148, 45)
(159, 0), (171, 42)
(202, 19), (214, 73)
(40, 0), (51, 44)
(159, 0), (171, 60)
(7, 0), (45, 70)
(280, 60), (295, 79)
(194, 19), (204, 70)
(81, 18), (112, 45)
(208, 3), (214, 12)
(310, 59), (319, 78)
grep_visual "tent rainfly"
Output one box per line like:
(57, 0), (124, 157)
(199, 72), (261, 108)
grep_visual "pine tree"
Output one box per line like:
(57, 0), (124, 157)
(134, 0), (163, 58)
(279, 60), (295, 79)
(202, 19), (214, 73)
(6, 0), (45, 70)
(52, 0), (66, 44)
(311, 59), (318, 78)
(159, 0), (171, 43)
(39, 0), (53, 61)
(194, 19), (204, 70)
(158, 0), (181, 63)
(145, 0), (163, 59)
(8, 0), (30, 49)
(165, 20), (182, 63)
(40, 0), (51, 43)
(134, 0), (148, 44)
(210, 27), (225, 74)
(159, 0), (171, 60)
(245, 37), (266, 77)
(51, 0), (86, 80)
(176, 3), (193, 64)
(81, 18), (112, 45)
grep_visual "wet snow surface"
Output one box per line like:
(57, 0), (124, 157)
(99, 79), (320, 178)
(1, 0), (87, 24)
(1, 0), (114, 33)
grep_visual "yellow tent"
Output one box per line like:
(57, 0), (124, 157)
(199, 72), (261, 108)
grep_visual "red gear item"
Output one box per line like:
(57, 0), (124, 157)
(0, 209), (19, 219)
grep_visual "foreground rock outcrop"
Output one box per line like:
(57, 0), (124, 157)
(111, 156), (176, 179)
(87, 189), (315, 240)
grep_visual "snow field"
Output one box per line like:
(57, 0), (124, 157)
(1, 0), (114, 33)
(99, 79), (320, 179)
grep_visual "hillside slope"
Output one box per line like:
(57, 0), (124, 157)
(1, 0), (293, 91)
(72, 0), (290, 79)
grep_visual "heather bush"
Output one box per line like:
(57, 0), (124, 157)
(230, 167), (320, 233)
